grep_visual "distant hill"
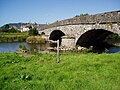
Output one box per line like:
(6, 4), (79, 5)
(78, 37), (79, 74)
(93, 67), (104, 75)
(0, 23), (26, 29)
(0, 23), (47, 31)
(6, 23), (25, 28)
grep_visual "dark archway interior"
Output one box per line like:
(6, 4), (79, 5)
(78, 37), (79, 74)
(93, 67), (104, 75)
(49, 30), (65, 46)
(76, 29), (114, 52)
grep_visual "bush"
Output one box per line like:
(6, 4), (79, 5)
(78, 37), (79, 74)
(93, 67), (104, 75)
(28, 28), (38, 36)
(19, 44), (27, 50)
(26, 36), (46, 44)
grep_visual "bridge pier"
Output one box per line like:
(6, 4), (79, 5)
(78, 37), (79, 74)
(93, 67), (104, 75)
(61, 36), (76, 50)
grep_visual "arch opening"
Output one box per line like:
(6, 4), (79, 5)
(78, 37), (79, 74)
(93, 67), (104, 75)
(76, 29), (114, 53)
(49, 30), (65, 46)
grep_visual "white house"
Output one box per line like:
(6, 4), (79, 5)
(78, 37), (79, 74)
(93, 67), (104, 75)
(20, 26), (29, 32)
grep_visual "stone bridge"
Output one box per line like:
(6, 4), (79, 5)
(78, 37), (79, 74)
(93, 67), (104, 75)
(38, 10), (120, 51)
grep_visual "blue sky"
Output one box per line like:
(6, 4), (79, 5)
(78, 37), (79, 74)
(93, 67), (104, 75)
(0, 0), (120, 26)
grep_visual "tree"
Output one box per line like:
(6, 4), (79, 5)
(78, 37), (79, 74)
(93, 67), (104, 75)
(9, 27), (20, 33)
(28, 25), (32, 29)
(0, 25), (20, 33)
(75, 15), (80, 17)
(75, 13), (89, 17)
(80, 13), (89, 16)
(4, 24), (10, 29)
(28, 28), (38, 36)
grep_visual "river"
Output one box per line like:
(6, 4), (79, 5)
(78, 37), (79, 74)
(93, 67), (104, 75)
(0, 42), (49, 52)
(0, 42), (120, 53)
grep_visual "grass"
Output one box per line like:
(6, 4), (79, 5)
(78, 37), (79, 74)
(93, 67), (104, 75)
(26, 36), (46, 44)
(0, 52), (120, 90)
(0, 33), (28, 42)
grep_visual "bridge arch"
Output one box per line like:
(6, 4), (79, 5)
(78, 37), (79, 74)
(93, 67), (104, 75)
(49, 30), (65, 45)
(76, 29), (114, 52)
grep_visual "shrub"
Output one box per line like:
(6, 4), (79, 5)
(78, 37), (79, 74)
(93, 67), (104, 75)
(19, 44), (27, 50)
(28, 28), (38, 36)
(26, 36), (46, 44)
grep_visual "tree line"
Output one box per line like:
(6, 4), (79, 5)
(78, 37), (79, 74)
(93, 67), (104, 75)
(0, 24), (20, 33)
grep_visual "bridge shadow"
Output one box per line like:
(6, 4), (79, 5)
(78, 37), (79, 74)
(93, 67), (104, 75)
(76, 29), (114, 53)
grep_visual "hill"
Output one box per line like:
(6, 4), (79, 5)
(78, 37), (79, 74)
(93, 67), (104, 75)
(0, 23), (47, 31)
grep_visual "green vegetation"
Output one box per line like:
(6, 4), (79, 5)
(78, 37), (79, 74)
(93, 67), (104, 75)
(0, 33), (28, 43)
(26, 36), (46, 44)
(0, 24), (28, 42)
(75, 13), (89, 17)
(0, 24), (46, 43)
(18, 44), (38, 53)
(106, 34), (120, 40)
(0, 24), (20, 33)
(18, 44), (28, 53)
(26, 27), (46, 44)
(105, 34), (120, 46)
(28, 27), (38, 36)
(0, 52), (120, 90)
(19, 44), (27, 50)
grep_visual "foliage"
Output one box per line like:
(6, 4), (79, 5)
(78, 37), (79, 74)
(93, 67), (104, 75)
(106, 33), (120, 39)
(75, 13), (89, 17)
(28, 25), (32, 29)
(105, 34), (120, 45)
(80, 13), (89, 16)
(26, 36), (46, 44)
(0, 25), (20, 33)
(0, 33), (28, 43)
(28, 28), (38, 36)
(0, 52), (120, 90)
(30, 46), (37, 52)
(19, 44), (27, 50)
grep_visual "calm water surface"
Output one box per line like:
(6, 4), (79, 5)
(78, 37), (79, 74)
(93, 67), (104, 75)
(107, 46), (120, 53)
(0, 42), (49, 52)
(0, 42), (120, 53)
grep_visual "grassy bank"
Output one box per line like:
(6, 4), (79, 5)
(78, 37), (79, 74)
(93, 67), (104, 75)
(26, 36), (46, 44)
(0, 52), (120, 90)
(0, 33), (28, 43)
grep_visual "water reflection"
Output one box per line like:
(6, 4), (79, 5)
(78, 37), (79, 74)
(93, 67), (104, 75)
(107, 46), (120, 53)
(0, 42), (27, 52)
(28, 42), (50, 52)
(0, 42), (49, 52)
(0, 42), (120, 53)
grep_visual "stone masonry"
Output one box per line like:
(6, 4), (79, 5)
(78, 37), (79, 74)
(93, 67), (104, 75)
(38, 10), (120, 49)
(39, 10), (120, 38)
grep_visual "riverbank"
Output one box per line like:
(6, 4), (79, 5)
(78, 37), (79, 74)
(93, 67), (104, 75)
(0, 52), (120, 90)
(0, 33), (28, 42)
(26, 36), (46, 44)
(0, 33), (46, 44)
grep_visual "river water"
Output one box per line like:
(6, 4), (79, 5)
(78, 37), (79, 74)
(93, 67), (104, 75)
(0, 42), (49, 52)
(0, 42), (120, 53)
(107, 46), (120, 53)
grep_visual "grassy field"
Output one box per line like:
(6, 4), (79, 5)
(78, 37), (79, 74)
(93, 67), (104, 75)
(0, 52), (120, 90)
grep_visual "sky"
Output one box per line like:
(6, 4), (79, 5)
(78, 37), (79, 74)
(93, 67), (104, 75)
(0, 0), (120, 26)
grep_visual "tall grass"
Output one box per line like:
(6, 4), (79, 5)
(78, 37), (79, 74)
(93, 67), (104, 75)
(0, 52), (120, 90)
(0, 33), (28, 42)
(26, 36), (46, 44)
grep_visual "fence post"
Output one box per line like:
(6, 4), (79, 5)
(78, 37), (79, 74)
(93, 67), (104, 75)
(57, 40), (60, 63)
